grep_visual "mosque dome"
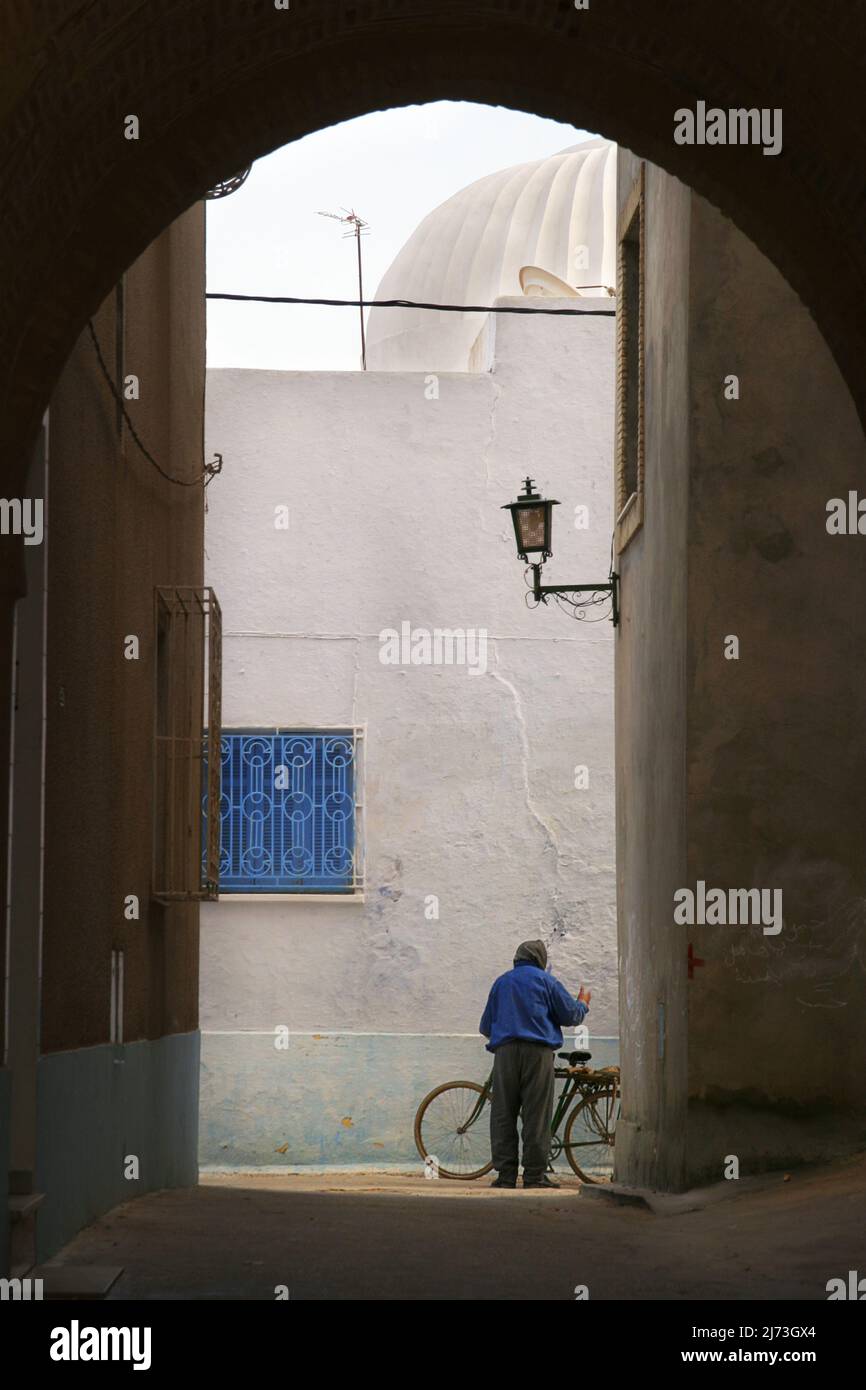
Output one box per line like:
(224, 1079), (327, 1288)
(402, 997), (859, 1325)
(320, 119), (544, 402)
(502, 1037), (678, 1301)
(365, 137), (617, 371)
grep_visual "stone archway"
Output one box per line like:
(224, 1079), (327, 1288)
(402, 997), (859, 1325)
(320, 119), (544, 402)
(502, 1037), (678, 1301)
(1, 1), (865, 1220)
(1, 0), (865, 482)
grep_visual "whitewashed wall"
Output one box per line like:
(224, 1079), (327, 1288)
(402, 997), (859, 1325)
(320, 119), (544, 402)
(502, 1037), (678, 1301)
(200, 298), (617, 1166)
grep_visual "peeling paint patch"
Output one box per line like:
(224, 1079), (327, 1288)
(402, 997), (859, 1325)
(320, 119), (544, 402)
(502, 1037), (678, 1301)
(377, 885), (402, 902)
(375, 860), (404, 912)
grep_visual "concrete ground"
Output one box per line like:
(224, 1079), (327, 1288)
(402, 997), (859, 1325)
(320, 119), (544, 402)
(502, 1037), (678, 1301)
(47, 1155), (866, 1300)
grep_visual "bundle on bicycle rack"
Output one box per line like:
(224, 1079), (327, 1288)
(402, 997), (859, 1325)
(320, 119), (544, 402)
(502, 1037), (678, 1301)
(556, 1053), (621, 1083)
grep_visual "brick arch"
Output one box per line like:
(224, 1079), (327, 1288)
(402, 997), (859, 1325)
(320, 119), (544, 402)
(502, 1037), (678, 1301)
(2, 0), (864, 478)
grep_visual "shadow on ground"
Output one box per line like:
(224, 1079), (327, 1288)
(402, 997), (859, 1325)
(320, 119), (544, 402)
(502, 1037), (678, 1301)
(46, 1157), (866, 1300)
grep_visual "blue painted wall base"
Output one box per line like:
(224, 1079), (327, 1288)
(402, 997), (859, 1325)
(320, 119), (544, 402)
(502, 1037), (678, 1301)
(36, 1031), (200, 1263)
(200, 1032), (619, 1170)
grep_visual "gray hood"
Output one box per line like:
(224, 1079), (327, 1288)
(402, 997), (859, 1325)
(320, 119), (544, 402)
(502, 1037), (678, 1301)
(513, 939), (548, 970)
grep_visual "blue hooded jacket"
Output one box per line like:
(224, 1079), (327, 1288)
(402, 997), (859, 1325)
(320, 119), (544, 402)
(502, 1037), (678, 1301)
(479, 960), (588, 1052)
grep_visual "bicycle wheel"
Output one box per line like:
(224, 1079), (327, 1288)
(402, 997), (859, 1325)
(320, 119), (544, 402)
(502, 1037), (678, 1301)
(563, 1084), (619, 1182)
(414, 1081), (493, 1179)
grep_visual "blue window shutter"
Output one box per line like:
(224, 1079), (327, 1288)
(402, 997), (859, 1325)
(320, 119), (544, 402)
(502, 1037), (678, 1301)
(203, 731), (356, 892)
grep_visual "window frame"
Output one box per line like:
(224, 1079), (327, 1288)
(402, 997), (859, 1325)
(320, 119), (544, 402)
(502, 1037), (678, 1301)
(614, 162), (646, 554)
(153, 585), (222, 904)
(208, 725), (366, 900)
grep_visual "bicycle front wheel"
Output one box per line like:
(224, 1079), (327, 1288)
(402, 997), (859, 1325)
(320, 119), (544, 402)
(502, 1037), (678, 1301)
(563, 1084), (619, 1182)
(413, 1081), (493, 1179)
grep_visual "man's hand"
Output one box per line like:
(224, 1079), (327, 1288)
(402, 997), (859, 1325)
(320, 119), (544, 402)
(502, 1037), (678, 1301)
(577, 985), (592, 1007)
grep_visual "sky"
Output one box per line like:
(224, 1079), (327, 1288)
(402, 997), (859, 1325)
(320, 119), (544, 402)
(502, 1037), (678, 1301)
(206, 102), (594, 371)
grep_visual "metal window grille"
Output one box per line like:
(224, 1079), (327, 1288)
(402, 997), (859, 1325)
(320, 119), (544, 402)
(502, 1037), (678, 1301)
(614, 162), (646, 552)
(203, 729), (364, 893)
(153, 586), (222, 902)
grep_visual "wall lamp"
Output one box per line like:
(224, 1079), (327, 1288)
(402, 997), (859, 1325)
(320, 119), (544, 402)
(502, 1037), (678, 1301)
(502, 478), (619, 627)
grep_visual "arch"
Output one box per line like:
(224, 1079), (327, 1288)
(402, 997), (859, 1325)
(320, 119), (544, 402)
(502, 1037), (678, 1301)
(1, 0), (864, 480)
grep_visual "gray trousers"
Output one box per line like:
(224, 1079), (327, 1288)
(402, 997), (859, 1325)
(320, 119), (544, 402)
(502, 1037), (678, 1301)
(490, 1041), (555, 1179)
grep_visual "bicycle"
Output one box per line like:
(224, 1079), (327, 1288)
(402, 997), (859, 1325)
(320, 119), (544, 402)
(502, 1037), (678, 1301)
(414, 1048), (621, 1182)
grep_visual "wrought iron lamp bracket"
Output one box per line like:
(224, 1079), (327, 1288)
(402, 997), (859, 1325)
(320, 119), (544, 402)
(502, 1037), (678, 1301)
(529, 564), (620, 627)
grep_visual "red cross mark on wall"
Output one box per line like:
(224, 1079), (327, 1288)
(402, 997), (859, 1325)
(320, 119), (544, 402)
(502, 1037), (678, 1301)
(687, 943), (705, 979)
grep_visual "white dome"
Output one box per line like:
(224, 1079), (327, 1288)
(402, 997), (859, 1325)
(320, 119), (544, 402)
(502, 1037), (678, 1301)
(366, 138), (617, 371)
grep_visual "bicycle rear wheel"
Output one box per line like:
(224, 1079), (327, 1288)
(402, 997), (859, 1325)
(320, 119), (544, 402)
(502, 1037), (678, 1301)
(414, 1081), (493, 1179)
(563, 1084), (619, 1182)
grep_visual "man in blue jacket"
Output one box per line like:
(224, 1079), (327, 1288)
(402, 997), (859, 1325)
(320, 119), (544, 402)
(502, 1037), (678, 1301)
(479, 939), (590, 1188)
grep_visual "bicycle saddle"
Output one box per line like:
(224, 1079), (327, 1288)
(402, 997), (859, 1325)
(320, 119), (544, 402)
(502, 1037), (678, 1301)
(558, 1049), (592, 1065)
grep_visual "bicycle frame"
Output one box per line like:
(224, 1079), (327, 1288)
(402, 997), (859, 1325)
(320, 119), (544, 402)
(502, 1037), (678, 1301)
(457, 1066), (609, 1141)
(457, 1071), (493, 1134)
(551, 1070), (586, 1136)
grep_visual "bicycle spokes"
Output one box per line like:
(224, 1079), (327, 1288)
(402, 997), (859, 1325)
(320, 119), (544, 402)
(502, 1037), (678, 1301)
(414, 1082), (492, 1179)
(563, 1085), (619, 1183)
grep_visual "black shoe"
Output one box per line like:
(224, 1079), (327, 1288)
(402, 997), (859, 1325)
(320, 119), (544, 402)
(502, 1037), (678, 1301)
(490, 1174), (517, 1188)
(523, 1173), (560, 1189)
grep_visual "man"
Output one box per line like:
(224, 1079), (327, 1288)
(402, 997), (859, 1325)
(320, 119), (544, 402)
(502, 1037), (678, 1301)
(479, 939), (591, 1189)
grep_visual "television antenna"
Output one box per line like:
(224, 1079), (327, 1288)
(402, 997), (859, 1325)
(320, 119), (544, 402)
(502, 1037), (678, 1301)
(316, 208), (370, 369)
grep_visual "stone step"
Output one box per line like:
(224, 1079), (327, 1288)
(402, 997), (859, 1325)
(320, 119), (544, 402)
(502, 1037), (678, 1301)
(7, 1193), (44, 1280)
(8, 1191), (44, 1222)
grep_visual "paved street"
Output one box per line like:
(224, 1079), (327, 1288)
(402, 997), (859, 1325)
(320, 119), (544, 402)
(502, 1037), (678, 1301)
(45, 1156), (866, 1301)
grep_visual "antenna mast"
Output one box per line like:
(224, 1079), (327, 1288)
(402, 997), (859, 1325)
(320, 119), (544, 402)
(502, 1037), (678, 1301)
(316, 208), (370, 370)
